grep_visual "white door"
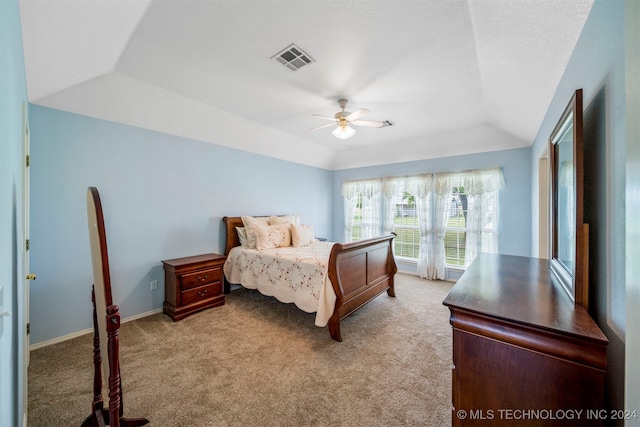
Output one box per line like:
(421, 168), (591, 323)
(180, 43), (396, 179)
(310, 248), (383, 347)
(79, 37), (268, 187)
(22, 102), (33, 426)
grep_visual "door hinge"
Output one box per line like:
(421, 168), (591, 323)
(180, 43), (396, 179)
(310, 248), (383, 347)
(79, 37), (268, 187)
(26, 323), (30, 335)
(26, 239), (29, 251)
(26, 155), (30, 167)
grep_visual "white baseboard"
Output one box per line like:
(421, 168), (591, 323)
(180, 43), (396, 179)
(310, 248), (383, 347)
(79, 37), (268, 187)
(29, 308), (163, 351)
(445, 266), (464, 282)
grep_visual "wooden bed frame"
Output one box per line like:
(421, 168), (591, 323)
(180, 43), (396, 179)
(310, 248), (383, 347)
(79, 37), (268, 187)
(222, 216), (398, 342)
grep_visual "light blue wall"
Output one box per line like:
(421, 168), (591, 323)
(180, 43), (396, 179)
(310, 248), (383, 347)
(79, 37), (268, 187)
(529, 0), (625, 415)
(0, 0), (28, 424)
(29, 105), (332, 345)
(331, 147), (533, 270)
(29, 103), (534, 344)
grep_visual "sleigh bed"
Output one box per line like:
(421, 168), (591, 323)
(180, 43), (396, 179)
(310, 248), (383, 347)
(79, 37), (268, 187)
(222, 215), (398, 341)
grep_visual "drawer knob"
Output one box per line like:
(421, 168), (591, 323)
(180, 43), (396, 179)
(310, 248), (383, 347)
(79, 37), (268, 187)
(197, 289), (208, 297)
(198, 275), (208, 282)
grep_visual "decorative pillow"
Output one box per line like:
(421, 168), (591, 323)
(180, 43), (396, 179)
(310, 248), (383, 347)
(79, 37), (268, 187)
(254, 224), (292, 250)
(236, 227), (249, 247)
(291, 223), (315, 248)
(269, 214), (301, 225)
(241, 216), (270, 249)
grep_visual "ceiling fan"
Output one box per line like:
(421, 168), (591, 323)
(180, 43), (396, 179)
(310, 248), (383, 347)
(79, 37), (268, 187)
(310, 99), (391, 140)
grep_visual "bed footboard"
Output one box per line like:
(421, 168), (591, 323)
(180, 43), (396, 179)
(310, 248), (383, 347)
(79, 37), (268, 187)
(327, 233), (398, 342)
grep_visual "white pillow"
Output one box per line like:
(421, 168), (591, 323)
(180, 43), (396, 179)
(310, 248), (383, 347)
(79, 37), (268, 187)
(236, 227), (249, 247)
(241, 216), (270, 249)
(254, 224), (292, 250)
(291, 223), (315, 248)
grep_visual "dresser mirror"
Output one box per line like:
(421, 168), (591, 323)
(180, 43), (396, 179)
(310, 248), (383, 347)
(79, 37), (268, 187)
(549, 89), (588, 308)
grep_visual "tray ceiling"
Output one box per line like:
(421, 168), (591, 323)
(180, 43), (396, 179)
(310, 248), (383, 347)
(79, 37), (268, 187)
(20, 0), (594, 170)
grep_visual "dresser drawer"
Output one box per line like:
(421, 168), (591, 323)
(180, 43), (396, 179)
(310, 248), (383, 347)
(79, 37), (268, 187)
(181, 282), (222, 306)
(180, 266), (222, 290)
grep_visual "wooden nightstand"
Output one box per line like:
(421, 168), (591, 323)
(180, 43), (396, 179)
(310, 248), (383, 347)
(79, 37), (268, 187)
(162, 253), (226, 321)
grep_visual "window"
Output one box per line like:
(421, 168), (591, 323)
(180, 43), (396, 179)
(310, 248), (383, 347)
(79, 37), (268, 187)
(444, 186), (468, 266)
(342, 179), (381, 243)
(343, 168), (503, 280)
(433, 170), (502, 274)
(388, 188), (420, 259)
(351, 194), (363, 242)
(350, 193), (381, 242)
(442, 185), (499, 266)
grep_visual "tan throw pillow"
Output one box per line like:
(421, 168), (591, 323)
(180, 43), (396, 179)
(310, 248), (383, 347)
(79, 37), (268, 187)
(236, 227), (249, 247)
(254, 224), (292, 250)
(269, 214), (301, 225)
(269, 215), (290, 225)
(291, 223), (315, 247)
(241, 216), (270, 249)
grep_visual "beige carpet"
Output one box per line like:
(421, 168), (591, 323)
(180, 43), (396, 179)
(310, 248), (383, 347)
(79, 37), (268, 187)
(28, 273), (453, 426)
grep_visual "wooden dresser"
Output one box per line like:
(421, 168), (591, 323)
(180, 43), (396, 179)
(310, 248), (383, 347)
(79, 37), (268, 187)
(162, 253), (226, 321)
(443, 253), (608, 427)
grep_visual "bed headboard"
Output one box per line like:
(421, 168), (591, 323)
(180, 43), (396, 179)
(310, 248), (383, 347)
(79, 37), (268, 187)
(222, 216), (244, 256)
(223, 214), (308, 255)
(223, 215), (277, 256)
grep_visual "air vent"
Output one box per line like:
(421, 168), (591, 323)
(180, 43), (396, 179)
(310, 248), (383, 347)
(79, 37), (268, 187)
(271, 43), (315, 71)
(381, 120), (395, 127)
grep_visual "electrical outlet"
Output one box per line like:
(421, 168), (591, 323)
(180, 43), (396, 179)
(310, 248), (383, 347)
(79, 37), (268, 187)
(150, 280), (158, 291)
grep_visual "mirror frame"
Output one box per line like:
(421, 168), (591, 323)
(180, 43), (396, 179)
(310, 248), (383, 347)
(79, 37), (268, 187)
(549, 89), (588, 308)
(87, 187), (114, 391)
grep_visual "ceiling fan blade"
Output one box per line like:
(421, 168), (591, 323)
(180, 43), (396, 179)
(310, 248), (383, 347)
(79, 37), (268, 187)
(311, 114), (338, 121)
(309, 122), (337, 131)
(351, 119), (385, 128)
(345, 108), (370, 122)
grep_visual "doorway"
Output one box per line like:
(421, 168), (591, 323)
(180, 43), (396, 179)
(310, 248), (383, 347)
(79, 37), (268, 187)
(538, 150), (549, 259)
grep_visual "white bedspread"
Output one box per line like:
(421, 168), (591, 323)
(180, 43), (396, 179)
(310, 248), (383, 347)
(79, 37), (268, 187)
(223, 241), (337, 327)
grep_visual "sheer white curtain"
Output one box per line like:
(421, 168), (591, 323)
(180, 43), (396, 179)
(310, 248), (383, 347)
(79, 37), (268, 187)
(408, 176), (434, 279)
(382, 177), (402, 235)
(344, 168), (502, 278)
(342, 181), (359, 243)
(342, 179), (382, 243)
(427, 173), (463, 280)
(383, 175), (432, 262)
(463, 168), (504, 266)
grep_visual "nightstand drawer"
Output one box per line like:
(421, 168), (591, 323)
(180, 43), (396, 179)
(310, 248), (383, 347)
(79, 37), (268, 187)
(181, 282), (222, 306)
(162, 253), (226, 321)
(181, 266), (222, 290)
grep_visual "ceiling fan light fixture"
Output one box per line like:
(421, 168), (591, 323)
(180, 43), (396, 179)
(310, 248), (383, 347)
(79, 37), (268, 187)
(311, 99), (390, 140)
(332, 124), (356, 140)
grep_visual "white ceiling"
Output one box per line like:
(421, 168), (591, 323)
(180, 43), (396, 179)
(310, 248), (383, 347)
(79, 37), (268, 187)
(19, 0), (594, 170)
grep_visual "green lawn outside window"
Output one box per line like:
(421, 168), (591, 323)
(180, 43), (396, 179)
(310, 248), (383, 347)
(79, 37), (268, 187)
(351, 215), (466, 266)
